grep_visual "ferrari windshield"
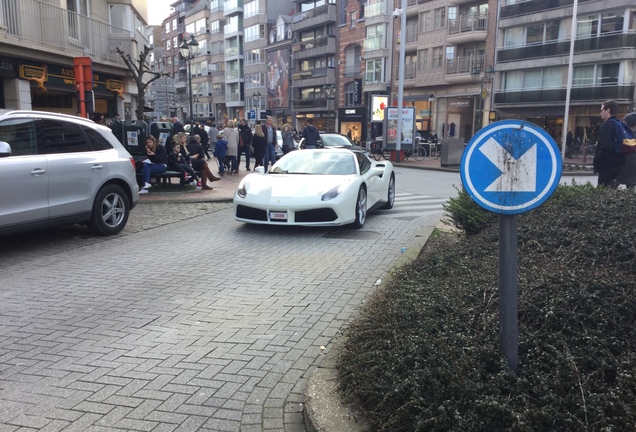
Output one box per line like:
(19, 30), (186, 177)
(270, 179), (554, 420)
(269, 150), (357, 175)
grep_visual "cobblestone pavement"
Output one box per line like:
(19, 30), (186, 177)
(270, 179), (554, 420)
(0, 203), (439, 431)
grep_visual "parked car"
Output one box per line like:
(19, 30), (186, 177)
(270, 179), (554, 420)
(234, 148), (395, 228)
(299, 132), (366, 152)
(0, 110), (139, 236)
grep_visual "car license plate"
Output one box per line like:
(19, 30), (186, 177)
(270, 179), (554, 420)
(269, 211), (288, 221)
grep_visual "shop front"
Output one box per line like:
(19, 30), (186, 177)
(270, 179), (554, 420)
(338, 107), (366, 145)
(17, 60), (124, 117)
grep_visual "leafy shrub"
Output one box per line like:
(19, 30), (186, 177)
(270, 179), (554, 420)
(442, 186), (497, 235)
(338, 186), (636, 431)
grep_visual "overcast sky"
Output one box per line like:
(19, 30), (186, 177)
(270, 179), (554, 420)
(147, 0), (173, 26)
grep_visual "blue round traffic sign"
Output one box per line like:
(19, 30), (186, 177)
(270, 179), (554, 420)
(460, 120), (562, 215)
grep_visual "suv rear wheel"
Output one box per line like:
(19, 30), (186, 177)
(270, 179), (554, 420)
(87, 184), (130, 235)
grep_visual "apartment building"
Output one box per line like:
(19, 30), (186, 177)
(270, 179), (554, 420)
(291, 0), (338, 132)
(495, 0), (636, 142)
(387, 0), (497, 143)
(0, 0), (149, 119)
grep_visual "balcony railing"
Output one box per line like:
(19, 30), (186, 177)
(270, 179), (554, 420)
(343, 64), (362, 78)
(498, 32), (636, 63)
(448, 14), (487, 35)
(494, 84), (635, 104)
(292, 36), (330, 52)
(446, 55), (486, 75)
(365, 1), (388, 18)
(0, 0), (132, 64)
(363, 36), (386, 52)
(500, 0), (594, 19)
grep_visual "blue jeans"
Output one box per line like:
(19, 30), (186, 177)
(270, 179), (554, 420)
(263, 143), (276, 172)
(142, 163), (167, 184)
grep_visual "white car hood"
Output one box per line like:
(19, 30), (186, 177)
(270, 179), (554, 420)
(245, 174), (355, 199)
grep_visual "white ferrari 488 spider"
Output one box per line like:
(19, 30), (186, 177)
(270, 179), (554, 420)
(233, 148), (395, 228)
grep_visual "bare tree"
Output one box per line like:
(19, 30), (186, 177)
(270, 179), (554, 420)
(116, 45), (169, 120)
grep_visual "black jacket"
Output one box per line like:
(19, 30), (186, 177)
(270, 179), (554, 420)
(238, 123), (253, 146)
(302, 125), (319, 147)
(593, 116), (625, 173)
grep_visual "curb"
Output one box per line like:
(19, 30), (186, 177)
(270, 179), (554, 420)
(303, 224), (438, 432)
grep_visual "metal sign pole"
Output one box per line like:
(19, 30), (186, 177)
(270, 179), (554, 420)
(499, 214), (518, 373)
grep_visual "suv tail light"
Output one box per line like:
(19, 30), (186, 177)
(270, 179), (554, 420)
(129, 157), (136, 170)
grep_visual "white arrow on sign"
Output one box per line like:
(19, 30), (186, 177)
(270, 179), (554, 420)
(479, 137), (537, 192)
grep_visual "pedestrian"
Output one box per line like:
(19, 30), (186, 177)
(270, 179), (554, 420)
(263, 116), (279, 172)
(252, 124), (266, 169)
(614, 112), (636, 190)
(92, 112), (106, 125)
(168, 133), (201, 187)
(301, 118), (319, 149)
(223, 120), (239, 174)
(139, 136), (167, 194)
(214, 133), (228, 175)
(171, 117), (185, 134)
(186, 134), (222, 190)
(593, 100), (626, 188)
(108, 112), (124, 144)
(237, 118), (253, 172)
(193, 122), (211, 159)
(281, 123), (295, 155)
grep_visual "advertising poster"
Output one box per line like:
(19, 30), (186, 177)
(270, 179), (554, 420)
(266, 49), (289, 109)
(383, 107), (415, 149)
(371, 95), (388, 122)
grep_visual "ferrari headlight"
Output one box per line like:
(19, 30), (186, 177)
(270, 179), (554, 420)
(321, 185), (343, 201)
(237, 179), (247, 198)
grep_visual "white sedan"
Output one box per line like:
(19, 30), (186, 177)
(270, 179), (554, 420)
(233, 148), (395, 228)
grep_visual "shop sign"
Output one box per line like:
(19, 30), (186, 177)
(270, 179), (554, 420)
(353, 79), (361, 104)
(19, 61), (123, 95)
(0, 56), (17, 78)
(450, 99), (471, 107)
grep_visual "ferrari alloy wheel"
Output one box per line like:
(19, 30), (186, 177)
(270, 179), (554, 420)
(352, 187), (367, 229)
(381, 174), (395, 209)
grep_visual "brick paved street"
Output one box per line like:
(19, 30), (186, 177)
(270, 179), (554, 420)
(0, 203), (440, 431)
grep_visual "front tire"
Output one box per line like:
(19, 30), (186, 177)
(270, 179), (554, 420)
(380, 174), (395, 209)
(87, 184), (130, 236)
(351, 187), (367, 229)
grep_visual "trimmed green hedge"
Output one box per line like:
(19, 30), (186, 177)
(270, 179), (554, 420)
(338, 185), (636, 431)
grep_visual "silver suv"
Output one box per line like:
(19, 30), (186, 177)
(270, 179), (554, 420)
(0, 110), (139, 236)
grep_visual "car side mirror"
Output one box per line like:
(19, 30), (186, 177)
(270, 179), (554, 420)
(0, 141), (11, 158)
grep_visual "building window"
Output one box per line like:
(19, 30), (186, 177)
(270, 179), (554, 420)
(418, 49), (428, 70)
(350, 11), (357, 29)
(434, 7), (446, 29)
(432, 47), (443, 68)
(420, 11), (431, 32)
(365, 58), (384, 83)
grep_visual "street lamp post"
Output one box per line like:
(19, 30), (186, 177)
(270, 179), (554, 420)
(323, 84), (335, 131)
(394, 0), (406, 163)
(179, 35), (199, 131)
(470, 66), (495, 134)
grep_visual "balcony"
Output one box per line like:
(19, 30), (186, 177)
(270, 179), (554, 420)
(447, 14), (487, 44)
(494, 84), (635, 105)
(500, 0), (595, 19)
(0, 0), (133, 65)
(498, 33), (636, 63)
(292, 37), (336, 60)
(343, 64), (362, 78)
(292, 4), (336, 32)
(223, 0), (243, 16)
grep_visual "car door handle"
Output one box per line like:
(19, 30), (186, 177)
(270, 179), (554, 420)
(91, 164), (104, 171)
(31, 168), (46, 176)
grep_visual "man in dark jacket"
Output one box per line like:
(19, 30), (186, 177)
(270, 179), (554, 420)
(302, 118), (320, 149)
(593, 99), (625, 188)
(171, 117), (185, 134)
(237, 118), (253, 172)
(193, 122), (211, 159)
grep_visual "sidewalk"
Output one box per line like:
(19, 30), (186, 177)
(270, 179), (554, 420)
(137, 155), (594, 204)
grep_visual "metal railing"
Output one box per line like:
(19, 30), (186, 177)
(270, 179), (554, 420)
(0, 0), (132, 64)
(446, 55), (486, 75)
(448, 14), (487, 35)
